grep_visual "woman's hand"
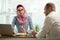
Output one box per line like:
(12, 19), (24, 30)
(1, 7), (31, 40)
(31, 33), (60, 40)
(21, 28), (26, 33)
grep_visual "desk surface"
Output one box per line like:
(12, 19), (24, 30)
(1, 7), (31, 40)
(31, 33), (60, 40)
(0, 35), (35, 38)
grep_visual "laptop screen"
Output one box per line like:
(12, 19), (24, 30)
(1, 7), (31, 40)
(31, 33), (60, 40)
(0, 24), (14, 36)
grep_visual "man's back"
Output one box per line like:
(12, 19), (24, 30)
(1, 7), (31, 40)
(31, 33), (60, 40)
(36, 12), (60, 40)
(46, 12), (60, 39)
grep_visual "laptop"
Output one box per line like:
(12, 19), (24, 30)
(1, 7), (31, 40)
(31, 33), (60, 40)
(0, 24), (26, 36)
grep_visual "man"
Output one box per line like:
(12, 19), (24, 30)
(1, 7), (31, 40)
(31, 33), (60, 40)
(32, 3), (60, 40)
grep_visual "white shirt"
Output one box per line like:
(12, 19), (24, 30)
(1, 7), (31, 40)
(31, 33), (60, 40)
(36, 11), (60, 40)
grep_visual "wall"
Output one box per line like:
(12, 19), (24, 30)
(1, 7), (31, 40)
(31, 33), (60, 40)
(0, 0), (60, 30)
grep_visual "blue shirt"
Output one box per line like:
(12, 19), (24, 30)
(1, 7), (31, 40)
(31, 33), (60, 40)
(12, 16), (33, 33)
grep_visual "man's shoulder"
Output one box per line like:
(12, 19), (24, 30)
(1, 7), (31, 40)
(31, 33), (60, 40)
(47, 12), (56, 18)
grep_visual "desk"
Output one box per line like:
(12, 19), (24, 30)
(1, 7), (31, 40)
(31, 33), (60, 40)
(0, 36), (37, 40)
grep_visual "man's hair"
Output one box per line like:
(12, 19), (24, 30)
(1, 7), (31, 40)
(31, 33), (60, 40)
(45, 3), (55, 11)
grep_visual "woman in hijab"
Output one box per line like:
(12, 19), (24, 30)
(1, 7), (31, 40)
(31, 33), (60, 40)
(12, 4), (33, 33)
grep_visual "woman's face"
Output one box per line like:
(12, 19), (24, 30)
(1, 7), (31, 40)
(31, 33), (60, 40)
(17, 7), (25, 16)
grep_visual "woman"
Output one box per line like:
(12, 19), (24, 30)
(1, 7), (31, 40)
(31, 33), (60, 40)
(12, 4), (33, 33)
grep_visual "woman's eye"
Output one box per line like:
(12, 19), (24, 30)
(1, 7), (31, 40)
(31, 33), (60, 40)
(17, 9), (23, 11)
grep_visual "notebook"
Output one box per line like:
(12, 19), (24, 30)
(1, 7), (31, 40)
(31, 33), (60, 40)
(0, 24), (26, 36)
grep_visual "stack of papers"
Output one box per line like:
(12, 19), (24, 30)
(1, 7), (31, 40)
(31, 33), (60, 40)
(15, 33), (27, 36)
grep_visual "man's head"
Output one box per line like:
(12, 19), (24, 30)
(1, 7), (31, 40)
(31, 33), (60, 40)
(44, 2), (55, 16)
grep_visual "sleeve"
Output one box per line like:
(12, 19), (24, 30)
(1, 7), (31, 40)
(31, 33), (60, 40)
(28, 16), (33, 30)
(36, 16), (53, 39)
(11, 16), (16, 30)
